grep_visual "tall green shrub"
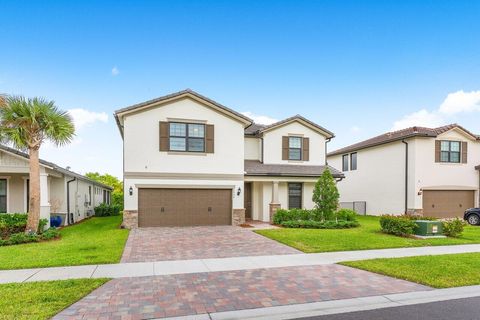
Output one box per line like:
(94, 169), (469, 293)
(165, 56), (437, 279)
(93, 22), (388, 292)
(312, 169), (339, 221)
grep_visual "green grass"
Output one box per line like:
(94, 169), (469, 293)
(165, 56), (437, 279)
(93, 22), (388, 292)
(0, 278), (108, 320)
(256, 215), (480, 253)
(0, 216), (129, 269)
(342, 253), (480, 288)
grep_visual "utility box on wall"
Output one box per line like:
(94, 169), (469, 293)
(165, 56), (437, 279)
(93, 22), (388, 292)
(414, 220), (443, 237)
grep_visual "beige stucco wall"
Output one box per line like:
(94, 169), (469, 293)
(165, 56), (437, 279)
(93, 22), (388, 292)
(412, 130), (480, 209)
(262, 121), (327, 165)
(328, 141), (408, 215)
(244, 137), (261, 161)
(123, 97), (245, 175)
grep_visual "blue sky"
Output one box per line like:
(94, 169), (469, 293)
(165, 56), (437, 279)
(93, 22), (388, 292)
(1, 0), (479, 178)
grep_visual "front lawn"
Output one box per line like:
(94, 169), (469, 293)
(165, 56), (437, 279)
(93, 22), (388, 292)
(0, 216), (129, 269)
(342, 253), (480, 288)
(256, 215), (480, 253)
(0, 278), (108, 320)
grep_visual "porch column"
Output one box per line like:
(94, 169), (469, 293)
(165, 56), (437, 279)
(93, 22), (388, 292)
(39, 173), (50, 228)
(269, 181), (281, 224)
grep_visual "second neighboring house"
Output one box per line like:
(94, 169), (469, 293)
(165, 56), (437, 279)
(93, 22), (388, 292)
(115, 89), (343, 228)
(328, 124), (480, 218)
(0, 144), (113, 226)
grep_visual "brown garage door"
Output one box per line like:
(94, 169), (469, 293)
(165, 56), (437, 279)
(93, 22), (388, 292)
(138, 188), (232, 227)
(423, 190), (474, 218)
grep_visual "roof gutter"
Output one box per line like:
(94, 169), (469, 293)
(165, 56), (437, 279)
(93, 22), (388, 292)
(402, 139), (409, 214)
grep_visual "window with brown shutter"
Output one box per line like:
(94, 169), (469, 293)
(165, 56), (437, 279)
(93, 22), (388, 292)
(302, 137), (309, 161)
(462, 141), (468, 163)
(159, 121), (169, 151)
(438, 140), (461, 163)
(206, 124), (214, 153)
(282, 136), (289, 160)
(434, 140), (441, 162)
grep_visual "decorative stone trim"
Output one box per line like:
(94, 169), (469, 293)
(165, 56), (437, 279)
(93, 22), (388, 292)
(122, 210), (138, 229)
(269, 203), (281, 224)
(232, 209), (246, 226)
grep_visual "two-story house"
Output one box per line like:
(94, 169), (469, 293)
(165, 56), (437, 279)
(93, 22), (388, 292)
(328, 124), (480, 218)
(114, 89), (342, 228)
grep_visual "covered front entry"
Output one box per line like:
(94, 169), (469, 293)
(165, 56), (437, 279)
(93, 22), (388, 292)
(423, 190), (475, 218)
(138, 188), (232, 227)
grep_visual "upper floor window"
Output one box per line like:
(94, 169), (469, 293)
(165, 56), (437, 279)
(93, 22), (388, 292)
(169, 122), (205, 152)
(350, 152), (357, 170)
(440, 140), (460, 163)
(288, 136), (302, 160)
(342, 154), (349, 171)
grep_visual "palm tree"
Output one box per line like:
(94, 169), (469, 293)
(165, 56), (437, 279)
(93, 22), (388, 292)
(0, 96), (75, 232)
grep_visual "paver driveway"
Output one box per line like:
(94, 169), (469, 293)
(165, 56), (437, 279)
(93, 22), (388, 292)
(54, 264), (429, 319)
(121, 225), (300, 262)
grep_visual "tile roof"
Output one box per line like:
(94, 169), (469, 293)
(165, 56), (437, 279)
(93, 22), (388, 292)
(244, 123), (266, 136)
(0, 144), (113, 189)
(257, 115), (335, 138)
(328, 123), (479, 156)
(244, 160), (344, 178)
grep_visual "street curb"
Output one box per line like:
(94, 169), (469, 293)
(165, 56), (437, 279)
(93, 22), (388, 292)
(160, 285), (480, 320)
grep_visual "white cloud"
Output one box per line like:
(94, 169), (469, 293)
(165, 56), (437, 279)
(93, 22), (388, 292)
(350, 126), (361, 133)
(241, 111), (278, 125)
(111, 66), (120, 76)
(68, 108), (108, 130)
(391, 109), (444, 131)
(439, 90), (480, 114)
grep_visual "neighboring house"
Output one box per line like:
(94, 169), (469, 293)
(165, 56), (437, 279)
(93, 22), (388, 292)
(328, 124), (480, 218)
(0, 144), (113, 226)
(114, 89), (342, 228)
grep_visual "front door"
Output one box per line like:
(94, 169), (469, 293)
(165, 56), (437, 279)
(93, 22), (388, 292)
(244, 182), (252, 220)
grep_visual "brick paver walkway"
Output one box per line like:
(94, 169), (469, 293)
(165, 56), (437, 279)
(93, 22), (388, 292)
(121, 226), (300, 262)
(54, 264), (429, 319)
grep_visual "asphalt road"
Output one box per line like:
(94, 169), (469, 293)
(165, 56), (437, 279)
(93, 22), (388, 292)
(297, 297), (480, 320)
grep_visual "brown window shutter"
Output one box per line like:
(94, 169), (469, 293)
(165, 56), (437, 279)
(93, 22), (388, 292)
(434, 140), (441, 162)
(282, 136), (289, 160)
(206, 124), (214, 153)
(159, 121), (169, 151)
(302, 137), (309, 161)
(462, 141), (468, 163)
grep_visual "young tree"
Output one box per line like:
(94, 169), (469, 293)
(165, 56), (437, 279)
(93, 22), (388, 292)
(0, 96), (75, 232)
(312, 168), (340, 221)
(85, 172), (124, 209)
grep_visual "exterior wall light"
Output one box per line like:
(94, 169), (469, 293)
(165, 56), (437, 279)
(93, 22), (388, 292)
(129, 186), (133, 196)
(237, 187), (241, 196)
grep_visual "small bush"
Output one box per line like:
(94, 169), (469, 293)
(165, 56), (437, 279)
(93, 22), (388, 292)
(7, 232), (39, 245)
(380, 215), (417, 236)
(281, 220), (359, 229)
(38, 218), (48, 233)
(40, 228), (60, 240)
(404, 214), (437, 221)
(336, 209), (358, 222)
(94, 203), (121, 217)
(442, 218), (465, 238)
(273, 208), (313, 224)
(0, 213), (27, 239)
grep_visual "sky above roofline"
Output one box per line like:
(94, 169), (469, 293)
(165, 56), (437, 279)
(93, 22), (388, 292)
(1, 1), (479, 178)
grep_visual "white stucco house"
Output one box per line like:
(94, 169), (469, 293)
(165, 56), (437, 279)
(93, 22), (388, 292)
(328, 124), (480, 218)
(114, 89), (343, 228)
(0, 144), (113, 226)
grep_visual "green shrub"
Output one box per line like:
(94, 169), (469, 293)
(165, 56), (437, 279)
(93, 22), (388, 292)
(0, 213), (27, 238)
(38, 218), (48, 233)
(312, 169), (339, 220)
(40, 228), (60, 240)
(273, 208), (313, 224)
(281, 220), (359, 229)
(380, 215), (417, 236)
(442, 218), (465, 238)
(336, 209), (358, 222)
(404, 214), (437, 221)
(94, 203), (121, 217)
(7, 232), (39, 245)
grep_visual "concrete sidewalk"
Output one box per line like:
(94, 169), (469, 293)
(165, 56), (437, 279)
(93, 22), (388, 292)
(2, 244), (480, 284)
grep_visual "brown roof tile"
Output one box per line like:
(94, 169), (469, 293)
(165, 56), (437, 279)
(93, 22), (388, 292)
(328, 123), (479, 156)
(244, 160), (344, 178)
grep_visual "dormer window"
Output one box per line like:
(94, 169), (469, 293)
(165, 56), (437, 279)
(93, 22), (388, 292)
(288, 136), (302, 160)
